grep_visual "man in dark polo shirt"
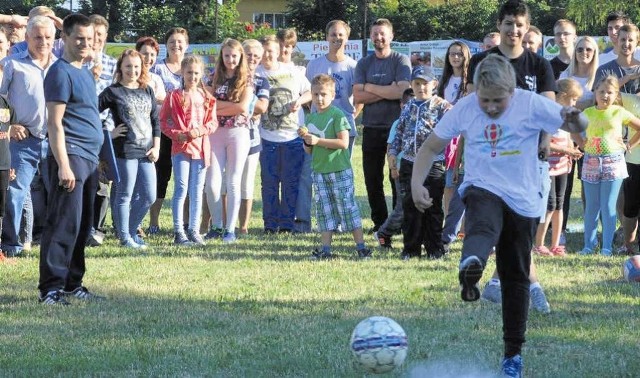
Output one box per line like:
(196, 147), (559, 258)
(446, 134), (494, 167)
(354, 18), (411, 232)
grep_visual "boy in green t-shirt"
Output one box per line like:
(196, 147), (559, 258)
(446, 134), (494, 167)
(298, 74), (370, 259)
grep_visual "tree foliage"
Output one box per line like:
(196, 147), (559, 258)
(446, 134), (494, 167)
(566, 0), (640, 36)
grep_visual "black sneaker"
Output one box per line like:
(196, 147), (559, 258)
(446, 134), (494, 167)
(458, 256), (483, 302)
(62, 286), (106, 301)
(374, 231), (392, 248)
(39, 290), (71, 306)
(357, 248), (372, 259)
(187, 230), (206, 246)
(310, 248), (333, 260)
(174, 232), (194, 245)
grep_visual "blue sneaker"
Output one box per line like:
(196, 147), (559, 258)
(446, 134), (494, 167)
(501, 354), (523, 377)
(132, 234), (146, 246)
(459, 255), (483, 302)
(204, 227), (224, 240)
(222, 231), (236, 244)
(147, 225), (160, 235)
(579, 248), (594, 255)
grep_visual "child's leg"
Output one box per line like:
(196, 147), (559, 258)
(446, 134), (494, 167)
(377, 177), (403, 237)
(129, 159), (156, 238)
(206, 129), (227, 231)
(495, 205), (536, 358)
(582, 181), (601, 252)
(600, 178), (623, 254)
(279, 139), (305, 231)
(239, 153), (260, 233)
(225, 127), (250, 233)
(442, 176), (465, 246)
(622, 162), (640, 252)
(398, 159), (424, 258)
(187, 159), (207, 233)
(422, 164), (446, 257)
(171, 154), (190, 233)
(259, 139), (281, 231)
(550, 174), (568, 249)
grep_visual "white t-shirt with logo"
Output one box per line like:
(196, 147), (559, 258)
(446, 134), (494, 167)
(434, 89), (564, 217)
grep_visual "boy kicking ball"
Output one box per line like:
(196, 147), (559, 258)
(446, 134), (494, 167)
(299, 74), (370, 260)
(410, 55), (587, 377)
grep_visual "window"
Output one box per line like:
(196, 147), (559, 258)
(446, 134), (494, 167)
(253, 13), (287, 29)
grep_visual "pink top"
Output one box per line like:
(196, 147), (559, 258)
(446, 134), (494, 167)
(160, 89), (217, 167)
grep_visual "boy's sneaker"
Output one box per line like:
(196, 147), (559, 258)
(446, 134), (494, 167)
(481, 283), (502, 304)
(132, 234), (146, 246)
(62, 286), (105, 301)
(204, 227), (224, 240)
(121, 238), (148, 250)
(147, 225), (160, 235)
(374, 231), (392, 248)
(39, 290), (71, 306)
(357, 248), (372, 259)
(530, 286), (551, 314)
(578, 248), (594, 255)
(174, 232), (194, 246)
(501, 354), (523, 378)
(187, 230), (206, 246)
(310, 248), (333, 260)
(458, 255), (483, 302)
(601, 248), (612, 257)
(222, 231), (237, 244)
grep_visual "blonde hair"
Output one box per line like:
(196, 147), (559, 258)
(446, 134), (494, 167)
(565, 36), (599, 90)
(213, 38), (249, 103)
(311, 73), (336, 91)
(276, 28), (297, 46)
(473, 54), (516, 93)
(115, 49), (149, 88)
(242, 39), (262, 52)
(594, 75), (622, 106)
(556, 78), (583, 101)
(326, 20), (351, 37)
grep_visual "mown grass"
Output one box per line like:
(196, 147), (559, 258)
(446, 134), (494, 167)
(0, 145), (639, 377)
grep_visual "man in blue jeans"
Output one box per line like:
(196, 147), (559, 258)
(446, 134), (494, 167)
(38, 13), (104, 305)
(0, 15), (56, 257)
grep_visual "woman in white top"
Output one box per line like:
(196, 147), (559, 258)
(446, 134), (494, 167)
(560, 36), (600, 108)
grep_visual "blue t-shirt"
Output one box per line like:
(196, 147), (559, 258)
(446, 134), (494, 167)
(44, 59), (104, 164)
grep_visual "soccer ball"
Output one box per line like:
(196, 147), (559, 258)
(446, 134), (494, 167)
(623, 255), (640, 282)
(350, 316), (408, 374)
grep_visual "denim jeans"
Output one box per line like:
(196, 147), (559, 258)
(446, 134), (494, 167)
(294, 151), (313, 232)
(582, 179), (623, 252)
(115, 157), (157, 242)
(259, 138), (305, 231)
(2, 136), (49, 254)
(172, 153), (207, 233)
(442, 174), (465, 245)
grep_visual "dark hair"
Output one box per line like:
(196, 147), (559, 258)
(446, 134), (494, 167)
(371, 18), (393, 33)
(497, 0), (530, 24)
(437, 41), (470, 103)
(401, 88), (415, 104)
(276, 28), (297, 46)
(136, 36), (160, 54)
(606, 11), (629, 25)
(62, 13), (92, 36)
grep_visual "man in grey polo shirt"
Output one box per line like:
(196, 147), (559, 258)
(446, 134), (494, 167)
(354, 18), (411, 232)
(0, 15), (56, 256)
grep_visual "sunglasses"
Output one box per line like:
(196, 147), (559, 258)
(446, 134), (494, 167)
(576, 47), (594, 53)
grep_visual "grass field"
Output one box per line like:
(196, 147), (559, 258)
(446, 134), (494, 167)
(1, 144), (639, 377)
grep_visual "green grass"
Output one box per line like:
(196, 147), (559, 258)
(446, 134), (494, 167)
(1, 145), (639, 377)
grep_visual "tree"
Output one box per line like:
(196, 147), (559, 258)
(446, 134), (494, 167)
(566, 0), (640, 35)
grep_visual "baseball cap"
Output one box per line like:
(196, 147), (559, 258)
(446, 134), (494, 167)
(411, 66), (437, 82)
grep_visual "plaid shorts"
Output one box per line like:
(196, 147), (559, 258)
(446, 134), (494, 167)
(312, 168), (362, 232)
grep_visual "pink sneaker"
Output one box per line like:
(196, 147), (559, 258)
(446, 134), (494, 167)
(532, 245), (553, 257)
(550, 245), (566, 257)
